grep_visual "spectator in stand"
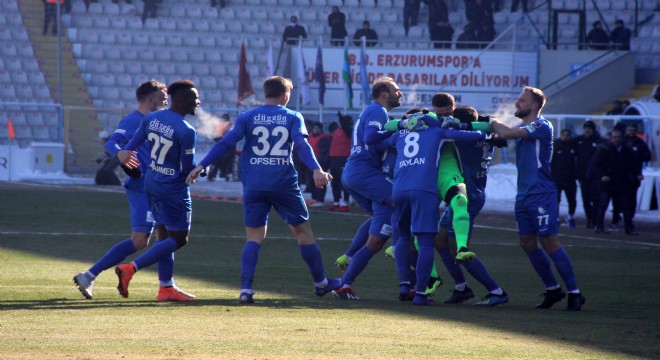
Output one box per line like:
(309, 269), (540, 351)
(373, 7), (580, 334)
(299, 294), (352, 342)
(589, 128), (635, 234)
(142, 0), (161, 24)
(465, 0), (494, 29)
(112, 0), (132, 3)
(551, 129), (577, 228)
(208, 114), (235, 182)
(403, 0), (421, 36)
(456, 22), (480, 49)
(586, 21), (609, 50)
(328, 6), (348, 47)
(353, 21), (379, 47)
(621, 99), (631, 111)
(329, 112), (353, 212)
(610, 19), (631, 51)
(612, 123), (651, 235)
(510, 0), (528, 12)
(606, 100), (624, 115)
(573, 120), (605, 229)
(477, 22), (496, 48)
(283, 15), (308, 45)
(211, 0), (226, 8)
(42, 0), (63, 36)
(426, 0), (452, 49)
(308, 122), (332, 206)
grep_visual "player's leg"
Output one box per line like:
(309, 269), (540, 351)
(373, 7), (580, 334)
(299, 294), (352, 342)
(74, 189), (154, 299)
(516, 197), (564, 309)
(238, 190), (270, 303)
(412, 236), (442, 295)
(565, 180), (577, 228)
(409, 192), (440, 305)
(335, 174), (372, 269)
(444, 184), (473, 261)
(436, 208), (471, 303)
(392, 193), (414, 301)
(274, 189), (340, 296)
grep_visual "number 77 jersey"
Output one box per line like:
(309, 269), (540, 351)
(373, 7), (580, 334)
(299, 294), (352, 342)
(232, 105), (308, 191)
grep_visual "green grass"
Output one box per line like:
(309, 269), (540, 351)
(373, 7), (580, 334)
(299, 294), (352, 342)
(0, 182), (658, 359)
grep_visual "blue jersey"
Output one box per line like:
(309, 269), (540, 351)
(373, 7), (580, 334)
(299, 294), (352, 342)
(455, 138), (493, 204)
(515, 117), (556, 200)
(104, 110), (151, 191)
(393, 127), (487, 194)
(124, 109), (197, 192)
(379, 130), (400, 179)
(219, 105), (309, 191)
(347, 102), (390, 169)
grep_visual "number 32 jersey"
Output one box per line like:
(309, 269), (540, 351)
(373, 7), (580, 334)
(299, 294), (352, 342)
(232, 105), (308, 191)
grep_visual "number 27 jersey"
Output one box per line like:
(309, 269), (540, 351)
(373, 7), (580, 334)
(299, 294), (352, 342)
(233, 104), (307, 191)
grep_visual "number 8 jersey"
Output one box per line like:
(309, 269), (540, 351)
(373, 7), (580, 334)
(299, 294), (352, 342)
(231, 105), (308, 191)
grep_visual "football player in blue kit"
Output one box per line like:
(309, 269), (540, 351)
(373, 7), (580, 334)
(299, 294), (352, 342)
(389, 110), (489, 305)
(332, 77), (402, 301)
(490, 86), (585, 311)
(72, 80), (194, 302)
(114, 80), (201, 301)
(186, 76), (337, 304)
(435, 105), (508, 306)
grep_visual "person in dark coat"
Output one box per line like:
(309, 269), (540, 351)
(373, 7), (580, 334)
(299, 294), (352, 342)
(551, 129), (577, 228)
(573, 120), (605, 229)
(610, 19), (631, 50)
(328, 6), (348, 46)
(586, 21), (609, 50)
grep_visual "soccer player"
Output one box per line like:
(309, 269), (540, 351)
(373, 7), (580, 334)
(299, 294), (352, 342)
(390, 110), (489, 305)
(186, 76), (338, 304)
(113, 80), (200, 301)
(73, 80), (193, 302)
(490, 86), (585, 311)
(434, 106), (508, 306)
(332, 77), (402, 301)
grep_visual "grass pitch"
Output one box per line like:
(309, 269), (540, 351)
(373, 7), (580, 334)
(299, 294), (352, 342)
(0, 182), (658, 359)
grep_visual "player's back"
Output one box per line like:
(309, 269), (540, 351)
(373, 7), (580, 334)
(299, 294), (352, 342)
(236, 104), (305, 191)
(515, 118), (555, 199)
(346, 102), (389, 170)
(456, 139), (493, 196)
(393, 127), (443, 194)
(142, 109), (196, 192)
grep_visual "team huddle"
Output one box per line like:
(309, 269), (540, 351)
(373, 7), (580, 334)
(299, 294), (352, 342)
(73, 76), (585, 311)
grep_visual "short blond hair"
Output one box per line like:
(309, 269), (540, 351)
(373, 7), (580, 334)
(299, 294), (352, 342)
(523, 86), (546, 110)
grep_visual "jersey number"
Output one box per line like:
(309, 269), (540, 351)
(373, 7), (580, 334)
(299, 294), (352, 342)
(252, 126), (289, 156)
(537, 214), (549, 227)
(403, 132), (420, 158)
(147, 133), (173, 165)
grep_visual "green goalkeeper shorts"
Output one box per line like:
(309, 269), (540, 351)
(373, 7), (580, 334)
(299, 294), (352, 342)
(437, 145), (464, 200)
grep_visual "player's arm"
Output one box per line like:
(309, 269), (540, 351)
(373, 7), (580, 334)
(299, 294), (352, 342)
(442, 128), (488, 142)
(187, 122), (244, 184)
(293, 134), (333, 188)
(490, 119), (528, 140)
(180, 129), (197, 178)
(104, 130), (127, 157)
(118, 119), (148, 169)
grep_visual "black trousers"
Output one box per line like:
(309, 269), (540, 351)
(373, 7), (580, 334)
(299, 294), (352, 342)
(596, 189), (634, 231)
(556, 180), (577, 216)
(329, 156), (349, 203)
(43, 4), (57, 35)
(578, 179), (598, 223)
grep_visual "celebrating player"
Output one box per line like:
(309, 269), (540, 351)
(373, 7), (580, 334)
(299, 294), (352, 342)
(73, 80), (193, 302)
(186, 76), (338, 304)
(113, 80), (201, 301)
(490, 86), (585, 311)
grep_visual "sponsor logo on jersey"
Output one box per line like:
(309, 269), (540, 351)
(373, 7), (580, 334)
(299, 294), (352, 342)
(148, 119), (174, 138)
(185, 148), (195, 155)
(368, 121), (383, 130)
(537, 206), (547, 215)
(253, 113), (287, 125)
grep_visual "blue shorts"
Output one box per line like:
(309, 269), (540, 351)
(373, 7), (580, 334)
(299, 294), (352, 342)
(393, 190), (440, 235)
(126, 187), (155, 233)
(515, 192), (558, 236)
(243, 188), (309, 227)
(342, 166), (393, 238)
(439, 194), (485, 239)
(146, 182), (192, 232)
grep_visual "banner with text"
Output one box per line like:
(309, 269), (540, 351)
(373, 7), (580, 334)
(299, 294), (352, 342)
(293, 48), (538, 113)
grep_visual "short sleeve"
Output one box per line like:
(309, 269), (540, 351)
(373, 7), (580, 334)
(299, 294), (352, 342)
(522, 119), (551, 141)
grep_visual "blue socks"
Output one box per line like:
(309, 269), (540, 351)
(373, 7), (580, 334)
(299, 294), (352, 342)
(342, 244), (377, 286)
(133, 238), (178, 271)
(88, 239), (137, 277)
(550, 247), (578, 292)
(345, 218), (371, 257)
(527, 248), (559, 289)
(463, 258), (499, 293)
(299, 244), (325, 283)
(438, 247), (466, 285)
(241, 241), (261, 290)
(157, 250), (175, 285)
(394, 234), (412, 284)
(414, 233), (435, 294)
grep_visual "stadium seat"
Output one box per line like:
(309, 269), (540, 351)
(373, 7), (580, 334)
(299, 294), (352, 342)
(104, 3), (120, 16)
(26, 113), (44, 127)
(269, 8), (285, 21)
(161, 18), (177, 31)
(308, 22), (325, 36)
(140, 48), (156, 62)
(350, 10), (366, 23)
(204, 89), (223, 105)
(15, 85), (34, 100)
(391, 26), (406, 38)
(11, 28), (29, 42)
(611, 0), (627, 10)
(14, 125), (32, 141)
(133, 32), (149, 46)
(224, 51), (239, 63)
(127, 16), (143, 30)
(205, 50), (223, 63)
(88, 3), (103, 15)
(144, 18), (159, 31)
(0, 85), (16, 99)
(210, 64), (227, 76)
(236, 8), (252, 21)
(172, 51), (188, 63)
(189, 63), (207, 76)
(263, 0), (278, 5)
(34, 85), (51, 101)
(71, 1), (87, 14)
(201, 76), (218, 89)
(280, 0), (295, 6)
(99, 31), (116, 45)
(210, 21), (226, 32)
(104, 47), (121, 61)
(122, 47), (139, 61)
(253, 8), (268, 21)
(227, 20), (243, 33)
(194, 19), (210, 33)
(384, 10), (398, 23)
(220, 7), (235, 20)
(124, 61), (142, 75)
(246, 0), (262, 5)
(217, 35), (233, 48)
(83, 45), (104, 60)
(5, 57), (21, 72)
(301, 8), (317, 21)
(219, 75), (235, 90)
(187, 6), (204, 18)
(0, 28), (10, 42)
(260, 22), (276, 35)
(32, 126), (51, 141)
(244, 21), (260, 34)
(79, 30), (99, 44)
(178, 19), (194, 32)
(251, 36), (267, 49)
(100, 87), (120, 101)
(311, 0), (326, 6)
(110, 17), (127, 29)
(94, 16), (110, 29)
(204, 6), (219, 20)
(160, 62), (176, 76)
(88, 60), (108, 73)
(120, 3), (137, 15)
(200, 35), (215, 48)
(651, 26), (660, 39)
(22, 58), (40, 72)
(108, 61), (126, 75)
(169, 34), (183, 47)
(344, 0), (360, 7)
(186, 34), (201, 48)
